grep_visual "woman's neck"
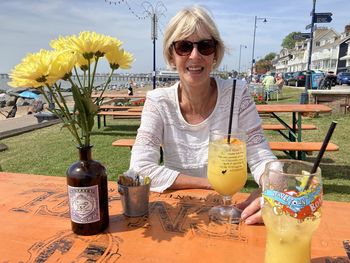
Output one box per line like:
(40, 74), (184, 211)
(178, 78), (217, 124)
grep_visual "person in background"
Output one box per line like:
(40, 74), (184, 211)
(275, 73), (284, 91)
(129, 5), (276, 225)
(262, 72), (275, 101)
(127, 81), (133, 96)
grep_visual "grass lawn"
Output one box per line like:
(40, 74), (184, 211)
(0, 87), (349, 201)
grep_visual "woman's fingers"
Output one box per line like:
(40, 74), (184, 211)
(241, 196), (264, 225)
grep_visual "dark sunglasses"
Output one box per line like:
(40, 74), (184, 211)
(172, 39), (217, 56)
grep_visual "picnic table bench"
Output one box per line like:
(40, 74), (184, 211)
(98, 105), (134, 111)
(97, 111), (142, 129)
(111, 138), (339, 156)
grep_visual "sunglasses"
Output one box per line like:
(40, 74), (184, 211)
(172, 39), (216, 56)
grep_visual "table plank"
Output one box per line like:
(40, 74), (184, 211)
(0, 172), (348, 262)
(92, 93), (146, 99)
(256, 104), (332, 113)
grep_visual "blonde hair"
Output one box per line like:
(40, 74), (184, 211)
(163, 5), (225, 70)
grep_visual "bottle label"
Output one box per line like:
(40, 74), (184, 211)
(68, 185), (100, 224)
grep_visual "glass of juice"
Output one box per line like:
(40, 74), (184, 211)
(207, 130), (247, 223)
(261, 159), (322, 263)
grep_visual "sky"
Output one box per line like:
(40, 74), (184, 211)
(0, 0), (349, 74)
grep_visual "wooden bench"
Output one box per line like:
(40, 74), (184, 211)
(97, 111), (141, 128)
(112, 138), (339, 159)
(99, 105), (133, 111)
(262, 124), (316, 131)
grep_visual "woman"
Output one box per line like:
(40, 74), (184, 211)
(130, 6), (276, 224)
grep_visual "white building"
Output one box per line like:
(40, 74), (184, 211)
(273, 25), (350, 74)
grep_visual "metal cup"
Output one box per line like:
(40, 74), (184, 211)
(118, 183), (150, 217)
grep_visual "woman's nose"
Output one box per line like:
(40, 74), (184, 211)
(188, 44), (201, 58)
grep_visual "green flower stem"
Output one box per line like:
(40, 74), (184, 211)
(54, 83), (74, 118)
(73, 66), (83, 89)
(83, 70), (86, 91)
(69, 79), (90, 147)
(42, 86), (82, 146)
(90, 57), (99, 95)
(45, 85), (70, 120)
(94, 69), (115, 105)
(87, 59), (91, 94)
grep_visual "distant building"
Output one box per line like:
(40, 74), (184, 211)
(273, 25), (350, 74)
(337, 25), (350, 73)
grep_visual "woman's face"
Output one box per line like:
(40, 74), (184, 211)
(171, 30), (216, 88)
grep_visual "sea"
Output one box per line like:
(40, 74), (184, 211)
(0, 77), (148, 93)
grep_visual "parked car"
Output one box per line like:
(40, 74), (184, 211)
(282, 72), (293, 85)
(337, 72), (350, 85)
(288, 70), (315, 87)
(325, 71), (337, 86)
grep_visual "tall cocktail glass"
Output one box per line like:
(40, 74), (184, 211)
(207, 130), (247, 223)
(261, 159), (322, 263)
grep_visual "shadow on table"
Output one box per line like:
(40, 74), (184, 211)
(108, 193), (248, 243)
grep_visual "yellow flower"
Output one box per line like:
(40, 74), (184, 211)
(53, 31), (122, 58)
(8, 49), (54, 88)
(76, 53), (90, 71)
(8, 31), (133, 147)
(105, 47), (134, 70)
(50, 35), (71, 50)
(49, 50), (76, 81)
(101, 35), (123, 54)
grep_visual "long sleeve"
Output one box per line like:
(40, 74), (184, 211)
(130, 92), (180, 193)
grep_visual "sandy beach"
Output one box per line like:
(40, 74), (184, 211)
(0, 85), (155, 122)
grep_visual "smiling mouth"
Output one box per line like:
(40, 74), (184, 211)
(186, 66), (204, 73)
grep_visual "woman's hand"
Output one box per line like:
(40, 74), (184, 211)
(236, 188), (263, 225)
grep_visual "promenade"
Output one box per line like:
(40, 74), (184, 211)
(0, 115), (60, 140)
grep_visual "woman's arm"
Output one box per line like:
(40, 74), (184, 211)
(168, 174), (212, 190)
(235, 85), (276, 224)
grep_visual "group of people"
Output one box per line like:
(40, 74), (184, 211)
(129, 5), (277, 225)
(261, 72), (284, 101)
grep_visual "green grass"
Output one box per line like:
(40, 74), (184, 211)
(0, 120), (140, 180)
(0, 87), (349, 201)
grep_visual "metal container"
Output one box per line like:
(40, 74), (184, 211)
(118, 183), (150, 217)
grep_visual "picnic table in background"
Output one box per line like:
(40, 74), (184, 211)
(1, 171), (349, 262)
(256, 104), (337, 159)
(93, 93), (146, 128)
(113, 104), (338, 159)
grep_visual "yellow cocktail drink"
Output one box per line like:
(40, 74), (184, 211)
(261, 159), (322, 263)
(262, 205), (321, 263)
(208, 138), (247, 196)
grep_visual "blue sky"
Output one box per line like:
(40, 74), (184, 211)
(0, 0), (349, 74)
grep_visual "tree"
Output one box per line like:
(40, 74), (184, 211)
(281, 32), (301, 49)
(255, 52), (277, 73)
(264, 52), (276, 61)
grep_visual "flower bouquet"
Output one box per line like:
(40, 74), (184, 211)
(9, 31), (134, 235)
(9, 31), (133, 147)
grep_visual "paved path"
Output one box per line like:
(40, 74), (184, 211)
(0, 115), (60, 139)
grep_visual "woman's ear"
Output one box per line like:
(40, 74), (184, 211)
(169, 56), (176, 70)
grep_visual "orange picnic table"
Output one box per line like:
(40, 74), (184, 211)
(0, 172), (349, 262)
(91, 93), (146, 99)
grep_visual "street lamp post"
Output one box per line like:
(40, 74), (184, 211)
(141, 1), (166, 89)
(238, 44), (247, 74)
(300, 0), (316, 104)
(250, 16), (267, 80)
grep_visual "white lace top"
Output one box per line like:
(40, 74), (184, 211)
(130, 77), (276, 192)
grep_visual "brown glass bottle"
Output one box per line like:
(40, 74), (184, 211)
(66, 145), (109, 235)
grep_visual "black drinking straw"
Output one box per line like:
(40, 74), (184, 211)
(304, 121), (337, 190)
(227, 73), (237, 143)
